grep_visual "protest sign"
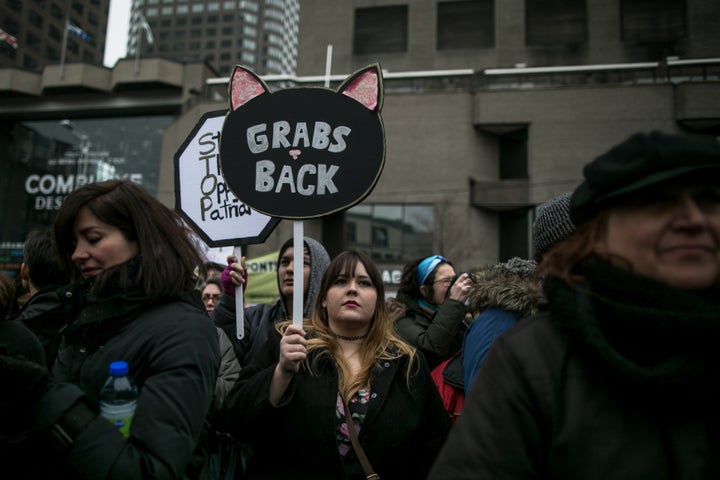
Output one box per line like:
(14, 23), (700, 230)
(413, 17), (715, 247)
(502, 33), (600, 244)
(219, 64), (385, 325)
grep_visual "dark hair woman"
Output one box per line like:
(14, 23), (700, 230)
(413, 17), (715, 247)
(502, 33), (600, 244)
(3, 180), (220, 478)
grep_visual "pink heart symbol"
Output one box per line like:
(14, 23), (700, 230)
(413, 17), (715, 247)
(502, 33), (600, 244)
(289, 149), (301, 160)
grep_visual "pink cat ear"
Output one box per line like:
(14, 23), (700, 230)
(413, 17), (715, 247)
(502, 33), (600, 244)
(229, 66), (269, 111)
(338, 64), (383, 112)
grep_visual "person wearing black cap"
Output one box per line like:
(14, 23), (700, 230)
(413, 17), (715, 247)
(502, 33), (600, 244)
(429, 131), (720, 479)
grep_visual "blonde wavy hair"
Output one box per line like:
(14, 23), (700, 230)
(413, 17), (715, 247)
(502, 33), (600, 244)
(277, 250), (417, 401)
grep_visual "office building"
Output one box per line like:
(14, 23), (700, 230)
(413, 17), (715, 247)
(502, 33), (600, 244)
(0, 0), (719, 290)
(127, 0), (299, 76)
(0, 0), (109, 71)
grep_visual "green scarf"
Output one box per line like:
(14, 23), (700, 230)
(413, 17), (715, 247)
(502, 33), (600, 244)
(545, 257), (720, 393)
(63, 259), (154, 351)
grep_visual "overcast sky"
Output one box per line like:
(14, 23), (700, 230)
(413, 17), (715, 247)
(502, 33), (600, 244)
(104, 0), (130, 67)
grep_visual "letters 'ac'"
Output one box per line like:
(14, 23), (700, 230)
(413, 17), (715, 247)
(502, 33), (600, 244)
(219, 64), (386, 220)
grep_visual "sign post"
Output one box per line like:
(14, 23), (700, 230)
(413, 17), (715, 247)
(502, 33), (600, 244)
(219, 64), (386, 326)
(175, 110), (280, 338)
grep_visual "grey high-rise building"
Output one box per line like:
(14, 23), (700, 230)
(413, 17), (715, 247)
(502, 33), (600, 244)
(0, 0), (109, 71)
(127, 0), (299, 76)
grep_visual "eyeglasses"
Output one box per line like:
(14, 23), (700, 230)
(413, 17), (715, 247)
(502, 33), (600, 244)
(202, 294), (221, 303)
(433, 276), (454, 286)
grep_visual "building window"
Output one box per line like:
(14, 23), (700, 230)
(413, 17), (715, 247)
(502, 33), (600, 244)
(353, 5), (408, 54)
(71, 0), (84, 15)
(23, 54), (39, 70)
(437, 0), (494, 50)
(28, 10), (44, 29)
(621, 0), (686, 44)
(525, 0), (587, 46)
(26, 33), (42, 51)
(346, 204), (434, 261)
(1, 116), (174, 243)
(499, 208), (531, 261)
(48, 25), (62, 41)
(499, 128), (528, 180)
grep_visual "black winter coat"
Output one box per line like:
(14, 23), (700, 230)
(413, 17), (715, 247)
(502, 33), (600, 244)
(37, 289), (220, 479)
(429, 311), (720, 479)
(222, 330), (451, 479)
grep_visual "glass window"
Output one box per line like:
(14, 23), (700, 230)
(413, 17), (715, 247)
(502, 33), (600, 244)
(177, 5), (189, 14)
(437, 0), (494, 50)
(0, 116), (174, 243)
(353, 5), (407, 54)
(28, 10), (44, 29)
(526, 0), (587, 46)
(346, 204), (434, 261)
(499, 208), (531, 261)
(499, 128), (528, 179)
(621, 0), (686, 44)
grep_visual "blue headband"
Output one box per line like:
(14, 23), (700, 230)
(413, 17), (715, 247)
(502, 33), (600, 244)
(417, 255), (448, 286)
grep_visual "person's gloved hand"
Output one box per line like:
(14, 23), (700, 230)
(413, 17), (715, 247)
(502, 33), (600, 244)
(220, 255), (247, 298)
(0, 353), (50, 438)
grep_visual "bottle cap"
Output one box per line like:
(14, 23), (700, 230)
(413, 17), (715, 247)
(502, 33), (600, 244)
(109, 360), (129, 377)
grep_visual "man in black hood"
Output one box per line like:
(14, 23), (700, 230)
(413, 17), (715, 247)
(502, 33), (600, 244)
(13, 228), (72, 369)
(212, 236), (330, 367)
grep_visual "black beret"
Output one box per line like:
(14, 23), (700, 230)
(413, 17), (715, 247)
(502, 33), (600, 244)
(570, 131), (720, 225)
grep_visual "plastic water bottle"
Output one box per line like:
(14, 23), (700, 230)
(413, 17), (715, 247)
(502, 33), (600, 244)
(99, 360), (138, 438)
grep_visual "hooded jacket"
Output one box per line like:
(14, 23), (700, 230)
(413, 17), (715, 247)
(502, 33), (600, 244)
(462, 257), (543, 391)
(212, 237), (330, 367)
(14, 285), (75, 369)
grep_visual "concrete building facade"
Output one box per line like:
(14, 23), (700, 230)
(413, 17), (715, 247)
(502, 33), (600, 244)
(1, 0), (719, 289)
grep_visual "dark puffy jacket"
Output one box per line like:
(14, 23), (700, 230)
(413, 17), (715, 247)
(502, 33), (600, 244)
(35, 289), (220, 479)
(429, 312), (720, 479)
(392, 292), (468, 370)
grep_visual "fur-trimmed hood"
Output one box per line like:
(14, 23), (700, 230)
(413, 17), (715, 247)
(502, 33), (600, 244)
(467, 257), (544, 318)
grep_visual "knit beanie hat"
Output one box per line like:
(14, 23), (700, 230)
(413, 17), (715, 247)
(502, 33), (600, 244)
(532, 192), (575, 260)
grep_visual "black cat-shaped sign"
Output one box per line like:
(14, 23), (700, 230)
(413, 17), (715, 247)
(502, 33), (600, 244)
(219, 64), (385, 219)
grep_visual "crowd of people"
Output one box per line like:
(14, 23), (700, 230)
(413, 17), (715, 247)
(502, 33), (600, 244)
(1, 129), (719, 478)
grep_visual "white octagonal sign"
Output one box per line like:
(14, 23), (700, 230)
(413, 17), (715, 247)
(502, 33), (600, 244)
(175, 110), (279, 247)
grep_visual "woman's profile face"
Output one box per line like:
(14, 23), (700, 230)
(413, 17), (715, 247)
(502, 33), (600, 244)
(71, 206), (139, 278)
(596, 185), (720, 290)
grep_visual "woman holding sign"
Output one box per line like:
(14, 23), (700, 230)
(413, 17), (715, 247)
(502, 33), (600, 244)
(221, 250), (450, 479)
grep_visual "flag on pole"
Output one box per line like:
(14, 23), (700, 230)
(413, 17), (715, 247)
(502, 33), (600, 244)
(67, 21), (91, 41)
(0, 28), (18, 49)
(137, 11), (154, 45)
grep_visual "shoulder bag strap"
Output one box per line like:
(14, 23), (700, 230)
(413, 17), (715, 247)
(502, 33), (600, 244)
(343, 398), (379, 480)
